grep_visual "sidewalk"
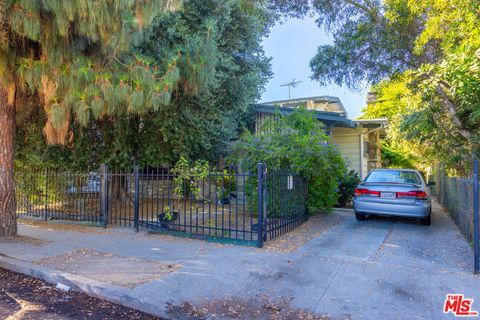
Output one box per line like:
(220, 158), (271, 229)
(0, 202), (479, 319)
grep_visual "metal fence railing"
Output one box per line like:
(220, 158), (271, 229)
(15, 163), (308, 247)
(15, 168), (103, 224)
(435, 175), (474, 242)
(434, 160), (480, 274)
(265, 168), (308, 240)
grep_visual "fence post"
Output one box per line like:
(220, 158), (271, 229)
(257, 163), (266, 248)
(473, 156), (479, 274)
(100, 164), (108, 228)
(263, 164), (267, 242)
(134, 165), (140, 233)
(44, 168), (48, 221)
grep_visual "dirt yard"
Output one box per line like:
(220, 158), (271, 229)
(0, 268), (162, 320)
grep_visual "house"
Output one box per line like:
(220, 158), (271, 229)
(253, 96), (387, 179)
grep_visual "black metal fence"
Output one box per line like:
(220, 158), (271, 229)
(15, 169), (103, 224)
(15, 163), (308, 247)
(434, 159), (480, 274)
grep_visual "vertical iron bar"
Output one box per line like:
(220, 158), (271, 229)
(263, 164), (267, 242)
(184, 176), (188, 233)
(257, 163), (265, 248)
(140, 167), (144, 225)
(161, 167), (166, 227)
(100, 164), (108, 228)
(134, 165), (140, 232)
(146, 167), (151, 224)
(155, 166), (160, 226)
(473, 156), (479, 274)
(201, 175), (205, 234)
(214, 174), (218, 236)
(44, 168), (48, 221)
(208, 174), (212, 237)
(221, 174), (225, 237)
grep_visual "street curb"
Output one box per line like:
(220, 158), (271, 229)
(0, 254), (170, 319)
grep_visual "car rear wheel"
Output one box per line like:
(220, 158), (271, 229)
(355, 211), (366, 221)
(420, 212), (431, 226)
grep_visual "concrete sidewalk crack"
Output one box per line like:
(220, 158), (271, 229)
(313, 259), (344, 312)
(370, 221), (395, 262)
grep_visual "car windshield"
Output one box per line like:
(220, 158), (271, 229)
(365, 170), (421, 185)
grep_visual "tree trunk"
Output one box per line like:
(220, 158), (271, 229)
(436, 84), (472, 142)
(0, 82), (17, 236)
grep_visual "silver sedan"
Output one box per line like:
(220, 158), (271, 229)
(353, 169), (432, 225)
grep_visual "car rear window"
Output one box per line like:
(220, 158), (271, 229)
(365, 170), (422, 185)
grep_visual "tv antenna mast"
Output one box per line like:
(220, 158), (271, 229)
(280, 79), (302, 99)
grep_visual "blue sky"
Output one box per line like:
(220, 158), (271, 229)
(260, 16), (368, 119)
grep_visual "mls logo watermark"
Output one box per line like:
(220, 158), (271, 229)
(444, 294), (478, 317)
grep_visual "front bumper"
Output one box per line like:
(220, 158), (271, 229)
(353, 199), (431, 218)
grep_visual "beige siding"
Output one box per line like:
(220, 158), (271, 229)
(330, 127), (366, 178)
(255, 113), (279, 135)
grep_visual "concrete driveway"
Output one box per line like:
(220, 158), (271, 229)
(0, 200), (478, 319)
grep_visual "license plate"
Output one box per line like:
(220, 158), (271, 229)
(380, 192), (396, 199)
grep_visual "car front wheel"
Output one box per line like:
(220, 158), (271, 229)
(355, 211), (366, 221)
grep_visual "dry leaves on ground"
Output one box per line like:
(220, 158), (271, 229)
(167, 295), (331, 320)
(19, 218), (111, 234)
(0, 268), (162, 320)
(263, 212), (348, 252)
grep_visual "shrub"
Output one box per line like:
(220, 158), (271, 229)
(337, 170), (361, 207)
(228, 107), (347, 212)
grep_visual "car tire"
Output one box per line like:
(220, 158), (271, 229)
(355, 211), (366, 221)
(420, 212), (431, 226)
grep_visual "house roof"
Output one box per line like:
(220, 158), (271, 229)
(253, 104), (356, 128)
(354, 118), (388, 129)
(260, 95), (348, 116)
(354, 118), (388, 138)
(354, 118), (388, 125)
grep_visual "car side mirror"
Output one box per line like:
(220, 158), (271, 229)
(427, 181), (435, 186)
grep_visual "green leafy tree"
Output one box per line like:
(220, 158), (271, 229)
(310, 0), (480, 172)
(0, 0), (217, 236)
(229, 107), (347, 212)
(14, 0), (273, 172)
(309, 0), (432, 89)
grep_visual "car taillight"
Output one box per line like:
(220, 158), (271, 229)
(415, 191), (428, 200)
(354, 188), (380, 197)
(397, 190), (428, 200)
(396, 191), (417, 197)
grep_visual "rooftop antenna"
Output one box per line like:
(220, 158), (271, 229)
(280, 79), (302, 99)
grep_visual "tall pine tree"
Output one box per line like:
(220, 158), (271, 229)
(0, 0), (214, 236)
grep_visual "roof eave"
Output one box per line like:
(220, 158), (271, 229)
(253, 104), (355, 128)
